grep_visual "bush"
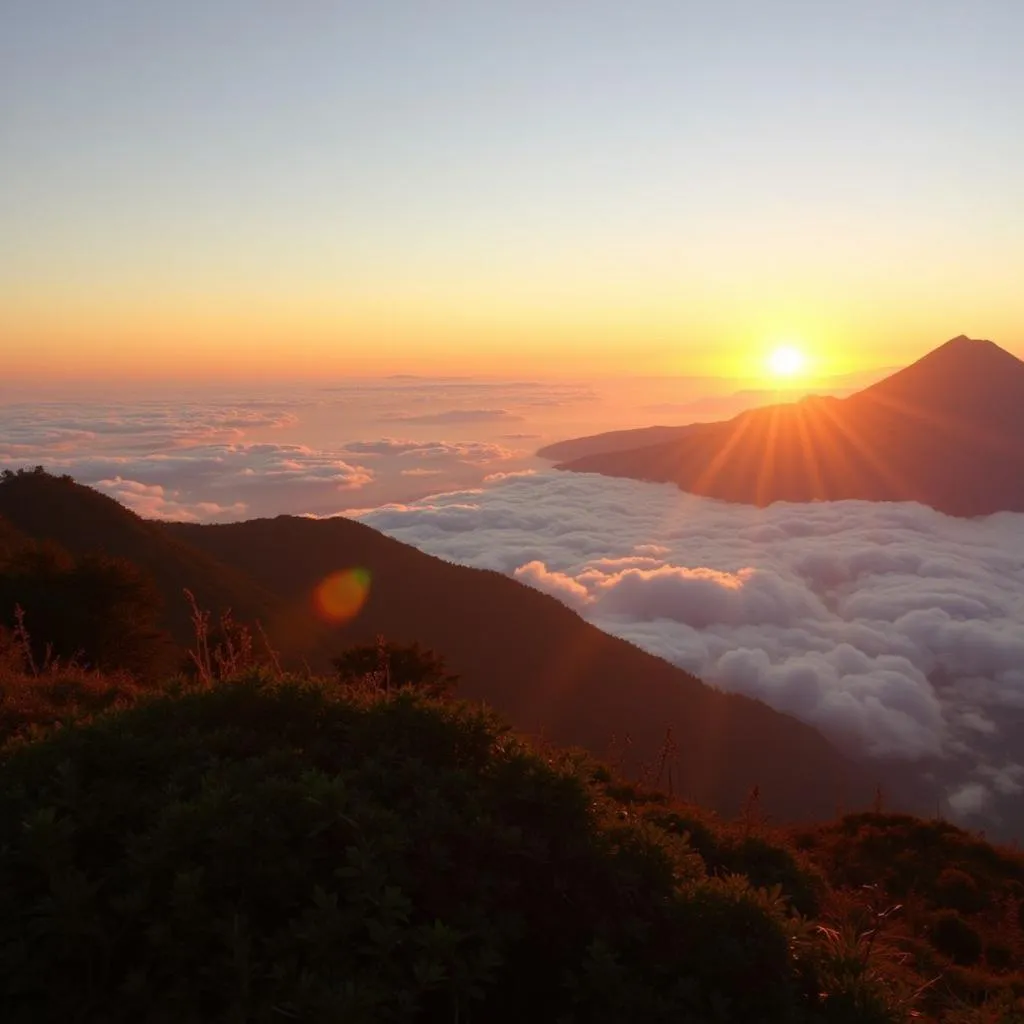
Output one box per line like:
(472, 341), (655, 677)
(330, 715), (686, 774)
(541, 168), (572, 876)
(0, 662), (147, 745)
(332, 639), (459, 697)
(936, 868), (988, 915)
(0, 676), (805, 1023)
(932, 911), (984, 966)
(0, 543), (167, 676)
(650, 810), (823, 917)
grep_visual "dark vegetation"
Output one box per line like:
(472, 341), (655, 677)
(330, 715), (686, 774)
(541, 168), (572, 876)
(0, 467), (281, 653)
(2, 468), (1022, 1020)
(332, 638), (460, 697)
(555, 336), (1024, 517)
(0, 634), (1022, 1021)
(0, 541), (167, 676)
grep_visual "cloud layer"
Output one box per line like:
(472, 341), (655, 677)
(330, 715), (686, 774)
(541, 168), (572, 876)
(0, 396), (525, 521)
(353, 472), (1024, 822)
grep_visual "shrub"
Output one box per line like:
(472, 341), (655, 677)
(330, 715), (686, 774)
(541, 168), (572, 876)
(932, 911), (984, 966)
(0, 663), (147, 746)
(715, 835), (824, 918)
(650, 810), (823, 917)
(936, 868), (988, 915)
(985, 940), (1014, 971)
(332, 638), (459, 697)
(0, 543), (167, 676)
(0, 676), (805, 1023)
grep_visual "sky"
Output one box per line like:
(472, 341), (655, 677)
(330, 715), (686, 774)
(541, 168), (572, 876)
(3, 0), (1024, 381)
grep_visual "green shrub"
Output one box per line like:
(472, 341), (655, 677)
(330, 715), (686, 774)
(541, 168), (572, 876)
(650, 810), (823, 917)
(715, 835), (824, 918)
(0, 676), (804, 1023)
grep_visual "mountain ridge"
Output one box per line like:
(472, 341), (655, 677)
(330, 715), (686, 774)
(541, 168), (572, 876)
(0, 470), (921, 821)
(555, 337), (1024, 517)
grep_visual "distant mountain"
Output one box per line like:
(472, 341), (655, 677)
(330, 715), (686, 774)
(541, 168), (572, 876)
(0, 470), (907, 821)
(557, 337), (1024, 517)
(539, 371), (899, 463)
(538, 423), (709, 462)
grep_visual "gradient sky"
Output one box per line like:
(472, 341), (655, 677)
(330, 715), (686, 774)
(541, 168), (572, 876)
(4, 1), (1023, 380)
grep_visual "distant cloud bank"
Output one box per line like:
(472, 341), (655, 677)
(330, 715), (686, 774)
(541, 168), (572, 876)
(379, 408), (525, 425)
(0, 393), (530, 521)
(354, 472), (1024, 825)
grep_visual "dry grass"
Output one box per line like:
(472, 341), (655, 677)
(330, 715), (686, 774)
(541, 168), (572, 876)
(0, 613), (146, 746)
(184, 589), (282, 686)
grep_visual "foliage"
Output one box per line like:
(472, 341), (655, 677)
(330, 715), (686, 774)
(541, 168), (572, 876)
(0, 655), (146, 746)
(651, 808), (825, 918)
(0, 675), (812, 1023)
(0, 638), (1022, 1021)
(332, 638), (459, 697)
(931, 911), (984, 966)
(0, 539), (167, 676)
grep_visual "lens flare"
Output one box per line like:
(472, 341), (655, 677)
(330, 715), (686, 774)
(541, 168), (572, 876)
(313, 568), (371, 623)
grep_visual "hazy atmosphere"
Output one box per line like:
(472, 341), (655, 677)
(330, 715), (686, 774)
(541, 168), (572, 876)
(4, 1), (1024, 379)
(5, 4), (1024, 1017)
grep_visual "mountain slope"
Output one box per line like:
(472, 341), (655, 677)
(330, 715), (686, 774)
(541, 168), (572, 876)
(166, 513), (921, 820)
(0, 515), (31, 561)
(0, 471), (283, 645)
(538, 423), (710, 462)
(0, 471), (917, 820)
(559, 337), (1024, 517)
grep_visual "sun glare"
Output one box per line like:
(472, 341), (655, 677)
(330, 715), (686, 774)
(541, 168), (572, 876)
(767, 345), (807, 378)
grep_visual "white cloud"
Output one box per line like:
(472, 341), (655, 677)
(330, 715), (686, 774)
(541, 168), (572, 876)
(353, 472), (1024, 819)
(484, 469), (537, 483)
(340, 438), (519, 463)
(0, 402), (298, 459)
(95, 477), (249, 523)
(948, 783), (991, 817)
(379, 408), (525, 424)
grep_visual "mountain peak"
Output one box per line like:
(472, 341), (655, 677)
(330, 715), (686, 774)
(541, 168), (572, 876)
(855, 335), (1024, 408)
(933, 334), (1001, 356)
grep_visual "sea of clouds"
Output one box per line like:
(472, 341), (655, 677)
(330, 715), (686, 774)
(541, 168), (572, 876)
(8, 378), (1023, 825)
(0, 388), (544, 521)
(1, 372), (866, 521)
(353, 471), (1024, 822)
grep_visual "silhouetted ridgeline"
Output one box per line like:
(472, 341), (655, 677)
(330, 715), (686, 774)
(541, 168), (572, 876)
(0, 468), (924, 823)
(553, 337), (1024, 517)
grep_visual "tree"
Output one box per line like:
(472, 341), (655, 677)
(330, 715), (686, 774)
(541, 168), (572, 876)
(0, 542), (168, 676)
(332, 637), (459, 697)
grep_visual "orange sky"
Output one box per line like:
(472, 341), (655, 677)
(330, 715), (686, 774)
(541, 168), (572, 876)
(4, 290), (1021, 384)
(4, 3), (1023, 384)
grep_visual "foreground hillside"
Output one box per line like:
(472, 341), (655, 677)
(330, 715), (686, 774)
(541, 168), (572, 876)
(557, 337), (1024, 517)
(0, 468), (284, 653)
(0, 468), (911, 822)
(0, 656), (1021, 1023)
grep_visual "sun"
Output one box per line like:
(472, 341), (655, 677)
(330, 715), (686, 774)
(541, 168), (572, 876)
(767, 345), (807, 378)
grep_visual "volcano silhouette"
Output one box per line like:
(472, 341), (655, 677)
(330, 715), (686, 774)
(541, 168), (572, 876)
(559, 337), (1024, 517)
